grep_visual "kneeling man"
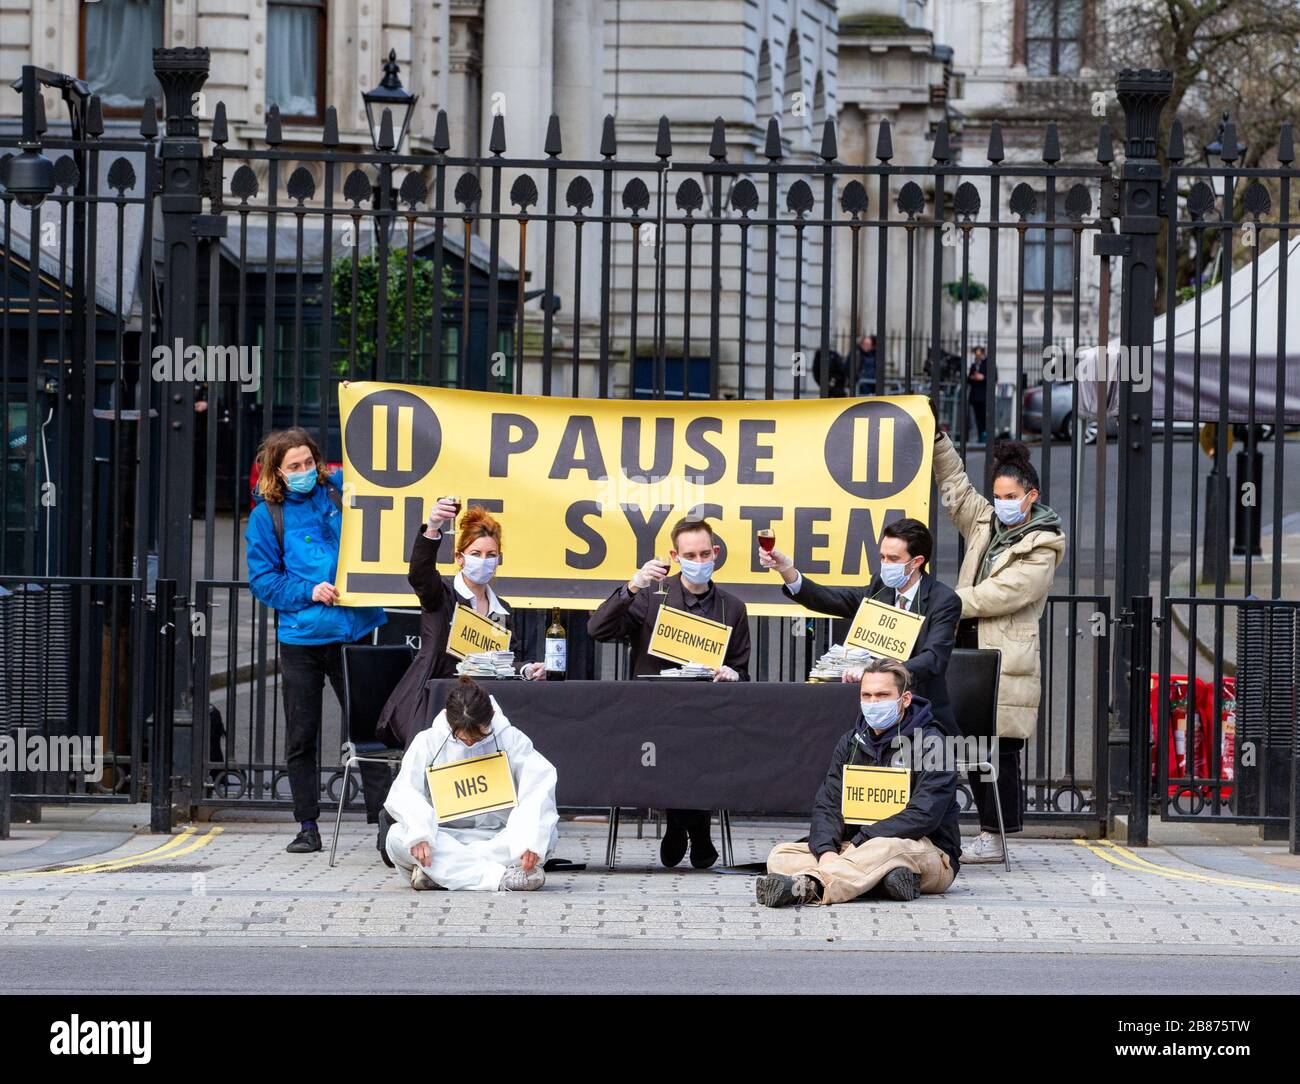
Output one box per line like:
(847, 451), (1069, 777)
(384, 677), (559, 892)
(757, 658), (961, 906)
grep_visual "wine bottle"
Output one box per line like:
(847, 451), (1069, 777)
(545, 607), (567, 681)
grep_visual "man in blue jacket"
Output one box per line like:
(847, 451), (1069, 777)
(246, 428), (387, 853)
(756, 658), (960, 906)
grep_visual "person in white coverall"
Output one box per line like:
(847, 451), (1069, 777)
(384, 677), (559, 892)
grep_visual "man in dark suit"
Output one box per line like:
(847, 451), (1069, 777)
(588, 516), (751, 869)
(759, 517), (961, 736)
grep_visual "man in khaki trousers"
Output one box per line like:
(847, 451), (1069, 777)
(757, 659), (961, 907)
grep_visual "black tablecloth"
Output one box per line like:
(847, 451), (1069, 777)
(419, 678), (860, 815)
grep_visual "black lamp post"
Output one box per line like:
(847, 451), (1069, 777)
(362, 49), (417, 154)
(361, 50), (418, 380)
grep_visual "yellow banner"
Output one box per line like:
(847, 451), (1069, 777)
(445, 604), (511, 659)
(335, 383), (934, 616)
(646, 603), (733, 669)
(842, 764), (911, 824)
(844, 597), (926, 660)
(426, 751), (517, 823)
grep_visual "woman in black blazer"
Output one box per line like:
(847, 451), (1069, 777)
(376, 501), (544, 749)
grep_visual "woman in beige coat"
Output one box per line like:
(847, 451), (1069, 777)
(933, 433), (1065, 863)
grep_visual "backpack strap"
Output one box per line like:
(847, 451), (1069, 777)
(269, 501), (285, 554)
(268, 480), (341, 555)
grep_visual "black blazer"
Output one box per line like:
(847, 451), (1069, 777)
(782, 570), (961, 734)
(587, 574), (752, 680)
(376, 527), (516, 748)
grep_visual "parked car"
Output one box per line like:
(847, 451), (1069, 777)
(1021, 384), (1113, 443)
(1022, 385), (1229, 443)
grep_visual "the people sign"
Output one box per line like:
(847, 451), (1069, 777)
(335, 383), (934, 615)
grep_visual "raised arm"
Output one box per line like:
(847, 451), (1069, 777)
(407, 529), (453, 613)
(933, 432), (992, 539)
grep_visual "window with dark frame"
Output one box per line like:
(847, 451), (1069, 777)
(267, 0), (326, 123)
(1024, 198), (1075, 295)
(81, 0), (165, 112)
(1024, 0), (1084, 77)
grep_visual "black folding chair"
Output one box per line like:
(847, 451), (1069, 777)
(328, 643), (415, 867)
(946, 647), (1010, 871)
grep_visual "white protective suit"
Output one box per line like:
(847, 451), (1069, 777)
(383, 695), (559, 891)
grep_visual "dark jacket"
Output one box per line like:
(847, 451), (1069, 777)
(587, 573), (752, 679)
(807, 696), (962, 869)
(375, 527), (515, 748)
(783, 570), (961, 735)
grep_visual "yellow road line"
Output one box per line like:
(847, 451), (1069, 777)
(1, 826), (223, 877)
(1073, 838), (1300, 895)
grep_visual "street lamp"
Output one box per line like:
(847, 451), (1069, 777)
(1202, 112), (1245, 198)
(363, 49), (417, 153)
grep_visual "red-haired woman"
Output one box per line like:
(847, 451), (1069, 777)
(376, 501), (546, 751)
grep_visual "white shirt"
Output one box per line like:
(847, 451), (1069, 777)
(894, 577), (921, 612)
(453, 569), (510, 622)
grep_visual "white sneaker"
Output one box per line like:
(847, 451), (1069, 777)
(960, 831), (1005, 864)
(499, 864), (545, 891)
(410, 865), (438, 891)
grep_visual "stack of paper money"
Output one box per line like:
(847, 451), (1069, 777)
(456, 650), (517, 678)
(656, 663), (716, 679)
(807, 643), (876, 682)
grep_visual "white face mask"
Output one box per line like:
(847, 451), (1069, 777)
(677, 556), (715, 586)
(461, 554), (499, 584)
(993, 497), (1026, 526)
(879, 558), (915, 590)
(859, 698), (902, 732)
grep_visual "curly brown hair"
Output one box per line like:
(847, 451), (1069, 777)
(254, 428), (328, 504)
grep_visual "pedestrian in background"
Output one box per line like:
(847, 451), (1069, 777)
(967, 345), (988, 443)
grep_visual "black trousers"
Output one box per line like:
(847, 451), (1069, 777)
(665, 809), (712, 837)
(279, 639), (392, 824)
(969, 397), (987, 439)
(968, 737), (1024, 834)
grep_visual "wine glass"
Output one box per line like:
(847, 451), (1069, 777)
(440, 495), (462, 524)
(654, 554), (671, 595)
(757, 529), (776, 557)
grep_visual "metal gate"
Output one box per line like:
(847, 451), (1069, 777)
(6, 53), (1293, 838)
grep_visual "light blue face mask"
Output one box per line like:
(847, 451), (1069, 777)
(283, 469), (317, 495)
(461, 554), (499, 585)
(879, 558), (914, 590)
(859, 697), (901, 732)
(677, 556), (715, 586)
(993, 497), (1026, 526)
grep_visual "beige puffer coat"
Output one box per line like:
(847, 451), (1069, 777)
(933, 434), (1066, 739)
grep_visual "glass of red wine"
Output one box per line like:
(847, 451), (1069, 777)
(654, 554), (671, 595)
(757, 529), (776, 562)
